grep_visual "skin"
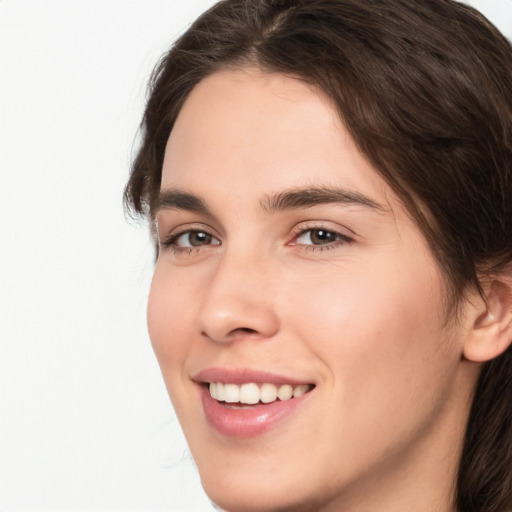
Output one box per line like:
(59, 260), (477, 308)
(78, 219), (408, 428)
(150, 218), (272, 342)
(148, 69), (482, 512)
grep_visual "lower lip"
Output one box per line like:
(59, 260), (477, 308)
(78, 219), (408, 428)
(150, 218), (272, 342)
(200, 385), (312, 438)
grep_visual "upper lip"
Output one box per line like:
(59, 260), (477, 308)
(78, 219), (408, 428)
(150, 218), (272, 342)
(193, 367), (314, 386)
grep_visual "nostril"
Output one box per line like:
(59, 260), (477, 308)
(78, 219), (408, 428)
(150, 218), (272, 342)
(200, 327), (258, 342)
(227, 327), (260, 338)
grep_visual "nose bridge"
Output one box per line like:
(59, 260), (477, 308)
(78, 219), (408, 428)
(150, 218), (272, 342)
(195, 245), (279, 343)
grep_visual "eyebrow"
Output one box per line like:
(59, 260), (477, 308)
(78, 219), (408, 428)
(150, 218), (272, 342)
(261, 185), (386, 213)
(152, 190), (211, 217)
(153, 185), (386, 217)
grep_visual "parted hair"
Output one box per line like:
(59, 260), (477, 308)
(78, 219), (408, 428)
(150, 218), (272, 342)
(124, 1), (512, 510)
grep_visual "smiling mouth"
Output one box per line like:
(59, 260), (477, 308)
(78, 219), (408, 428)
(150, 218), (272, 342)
(197, 374), (316, 436)
(208, 382), (315, 406)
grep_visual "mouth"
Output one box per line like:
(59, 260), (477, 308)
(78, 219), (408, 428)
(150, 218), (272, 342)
(207, 382), (314, 407)
(194, 369), (315, 437)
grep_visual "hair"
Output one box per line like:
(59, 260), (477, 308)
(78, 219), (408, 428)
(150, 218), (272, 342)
(124, 0), (512, 510)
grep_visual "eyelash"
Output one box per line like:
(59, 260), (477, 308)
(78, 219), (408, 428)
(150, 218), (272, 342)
(160, 223), (354, 256)
(291, 224), (354, 252)
(160, 228), (220, 255)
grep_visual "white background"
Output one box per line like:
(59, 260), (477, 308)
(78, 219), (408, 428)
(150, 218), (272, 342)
(0, 1), (511, 511)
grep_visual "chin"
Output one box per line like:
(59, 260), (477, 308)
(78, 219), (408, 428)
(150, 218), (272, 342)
(205, 486), (325, 512)
(197, 461), (334, 512)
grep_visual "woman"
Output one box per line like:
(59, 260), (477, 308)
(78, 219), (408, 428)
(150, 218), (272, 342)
(125, 0), (512, 511)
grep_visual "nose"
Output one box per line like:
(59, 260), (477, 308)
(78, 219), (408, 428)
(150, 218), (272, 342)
(195, 252), (280, 344)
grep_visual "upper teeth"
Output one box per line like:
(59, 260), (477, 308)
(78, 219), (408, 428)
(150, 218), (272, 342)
(209, 382), (311, 404)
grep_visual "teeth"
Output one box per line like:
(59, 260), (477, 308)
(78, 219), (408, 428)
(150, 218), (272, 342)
(239, 383), (260, 404)
(208, 382), (312, 404)
(277, 384), (293, 401)
(293, 384), (309, 398)
(224, 383), (240, 403)
(260, 383), (277, 403)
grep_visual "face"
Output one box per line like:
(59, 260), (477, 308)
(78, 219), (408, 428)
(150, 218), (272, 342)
(148, 69), (473, 512)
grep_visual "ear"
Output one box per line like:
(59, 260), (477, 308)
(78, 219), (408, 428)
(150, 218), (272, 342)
(463, 278), (512, 363)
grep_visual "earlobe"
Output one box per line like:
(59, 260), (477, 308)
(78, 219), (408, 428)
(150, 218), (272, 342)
(463, 279), (512, 362)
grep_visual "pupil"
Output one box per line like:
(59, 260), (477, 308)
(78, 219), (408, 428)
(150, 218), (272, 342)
(190, 231), (210, 246)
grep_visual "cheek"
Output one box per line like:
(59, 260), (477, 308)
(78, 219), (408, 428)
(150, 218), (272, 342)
(288, 247), (446, 344)
(282, 257), (456, 410)
(146, 265), (194, 373)
(277, 260), (461, 473)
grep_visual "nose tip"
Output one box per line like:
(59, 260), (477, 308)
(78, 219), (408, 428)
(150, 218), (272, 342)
(194, 247), (280, 344)
(197, 298), (280, 344)
(195, 251), (280, 344)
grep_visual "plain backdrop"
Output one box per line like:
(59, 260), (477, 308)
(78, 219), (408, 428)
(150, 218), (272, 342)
(0, 1), (511, 511)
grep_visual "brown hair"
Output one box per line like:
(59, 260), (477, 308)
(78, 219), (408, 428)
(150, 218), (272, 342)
(124, 1), (512, 510)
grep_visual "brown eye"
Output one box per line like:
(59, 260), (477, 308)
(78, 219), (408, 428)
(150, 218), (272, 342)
(309, 229), (339, 245)
(187, 231), (213, 247)
(296, 228), (343, 245)
(167, 230), (221, 250)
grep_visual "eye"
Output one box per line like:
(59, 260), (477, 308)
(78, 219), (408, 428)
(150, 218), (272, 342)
(175, 230), (218, 247)
(162, 229), (221, 251)
(296, 229), (341, 245)
(292, 227), (353, 250)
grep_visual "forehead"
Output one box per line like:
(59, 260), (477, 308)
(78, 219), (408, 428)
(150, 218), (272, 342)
(161, 68), (390, 205)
